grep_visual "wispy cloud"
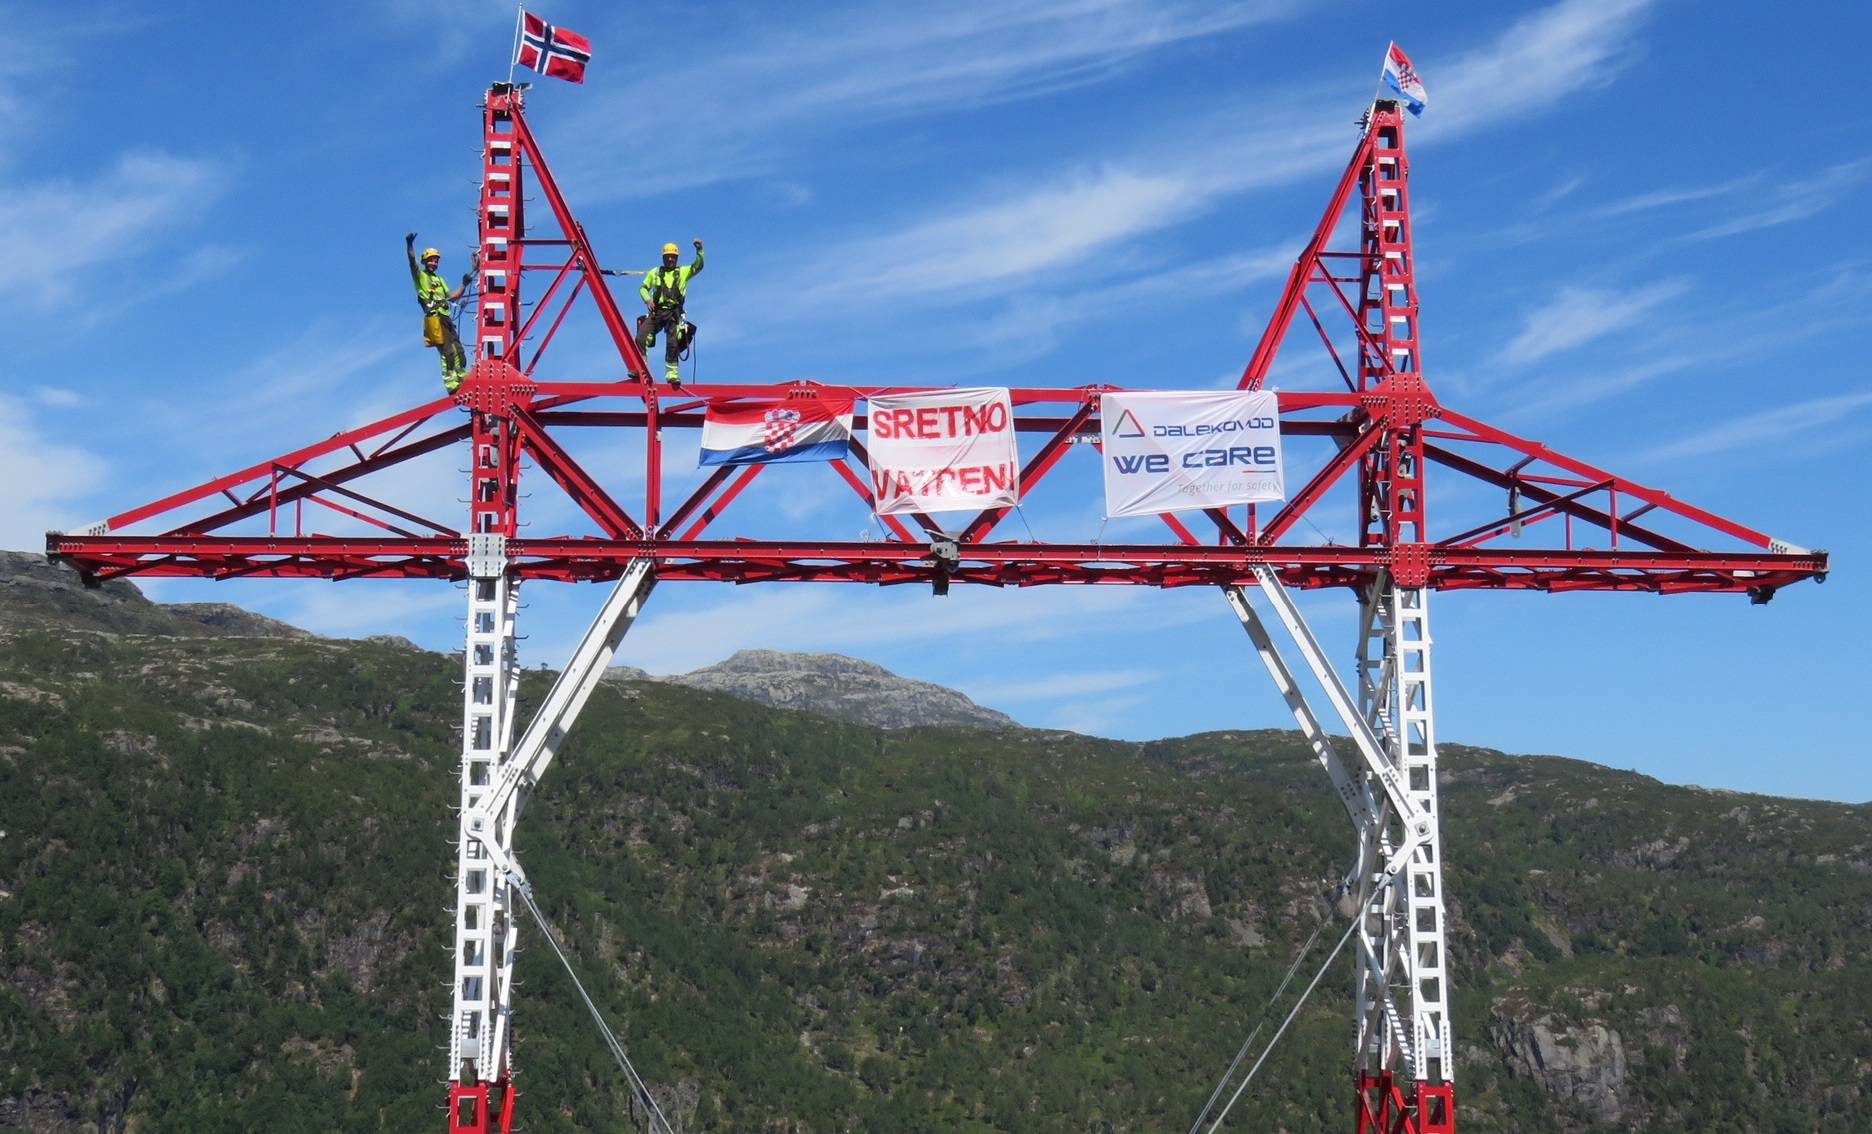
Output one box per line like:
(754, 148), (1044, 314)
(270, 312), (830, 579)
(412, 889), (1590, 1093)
(557, 1), (1297, 199)
(1586, 173), (1759, 219)
(33, 387), (85, 409)
(1682, 160), (1872, 241)
(799, 169), (1206, 307)
(1051, 693), (1150, 736)
(1532, 174), (1589, 212)
(1418, 0), (1654, 135)
(976, 669), (1156, 702)
(11, 152), (226, 309)
(375, 0), (515, 69)
(770, 0), (1661, 334)
(1636, 390), (1872, 464)
(0, 5), (161, 123)
(1495, 278), (1690, 366)
(1502, 350), (1704, 423)
(265, 581), (464, 637)
(1496, 275), (1872, 422)
(0, 395), (109, 549)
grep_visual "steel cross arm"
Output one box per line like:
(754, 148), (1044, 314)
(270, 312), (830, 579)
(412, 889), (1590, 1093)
(1429, 410), (1790, 551)
(43, 536), (1828, 587)
(465, 558), (656, 879)
(75, 399), (462, 535)
(1241, 564), (1431, 876)
(1224, 585), (1381, 830)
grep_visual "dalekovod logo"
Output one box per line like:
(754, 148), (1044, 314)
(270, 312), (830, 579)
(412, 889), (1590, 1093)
(1110, 413), (1279, 475)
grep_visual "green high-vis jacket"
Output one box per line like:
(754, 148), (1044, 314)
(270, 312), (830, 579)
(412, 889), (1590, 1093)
(413, 269), (452, 315)
(641, 249), (704, 310)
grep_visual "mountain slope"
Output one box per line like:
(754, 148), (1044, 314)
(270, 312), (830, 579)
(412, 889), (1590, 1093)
(1, 560), (1867, 1133)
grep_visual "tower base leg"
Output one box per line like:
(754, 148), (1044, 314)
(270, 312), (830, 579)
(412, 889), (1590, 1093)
(448, 1077), (516, 1134)
(1355, 1072), (1454, 1134)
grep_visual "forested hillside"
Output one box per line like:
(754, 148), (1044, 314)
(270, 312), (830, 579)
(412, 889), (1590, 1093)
(1, 557), (1866, 1132)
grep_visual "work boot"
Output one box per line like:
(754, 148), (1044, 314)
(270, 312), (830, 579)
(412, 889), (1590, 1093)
(664, 363), (683, 390)
(444, 373), (464, 394)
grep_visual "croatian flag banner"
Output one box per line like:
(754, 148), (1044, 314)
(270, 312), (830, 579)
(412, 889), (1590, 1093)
(866, 388), (1019, 515)
(699, 398), (854, 467)
(515, 11), (592, 84)
(1382, 42), (1428, 117)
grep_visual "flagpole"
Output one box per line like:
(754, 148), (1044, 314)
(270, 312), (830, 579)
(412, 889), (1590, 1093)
(507, 5), (523, 86)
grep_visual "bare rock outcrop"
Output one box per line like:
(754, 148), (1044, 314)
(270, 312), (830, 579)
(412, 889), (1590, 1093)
(1493, 1010), (1628, 1126)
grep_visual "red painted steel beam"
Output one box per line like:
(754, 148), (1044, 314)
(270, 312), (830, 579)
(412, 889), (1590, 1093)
(505, 99), (653, 385)
(98, 400), (458, 533)
(1431, 409), (1779, 549)
(45, 533), (1826, 592)
(960, 400), (1095, 543)
(676, 465), (763, 542)
(507, 409), (643, 539)
(1240, 128), (1375, 391)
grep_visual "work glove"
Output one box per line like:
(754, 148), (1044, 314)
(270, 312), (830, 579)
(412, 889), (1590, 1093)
(405, 232), (417, 246)
(693, 238), (703, 251)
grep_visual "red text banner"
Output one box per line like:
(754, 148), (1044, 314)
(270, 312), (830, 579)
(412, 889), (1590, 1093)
(866, 388), (1019, 515)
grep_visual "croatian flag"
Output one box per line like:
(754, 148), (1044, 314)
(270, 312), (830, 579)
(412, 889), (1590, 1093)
(1382, 42), (1428, 117)
(515, 11), (591, 84)
(699, 398), (855, 467)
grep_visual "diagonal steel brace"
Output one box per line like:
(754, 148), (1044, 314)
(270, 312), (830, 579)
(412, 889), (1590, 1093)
(1225, 565), (1432, 879)
(466, 557), (655, 879)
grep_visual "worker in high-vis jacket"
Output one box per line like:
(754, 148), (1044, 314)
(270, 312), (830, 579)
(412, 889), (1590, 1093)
(406, 233), (476, 392)
(638, 239), (704, 389)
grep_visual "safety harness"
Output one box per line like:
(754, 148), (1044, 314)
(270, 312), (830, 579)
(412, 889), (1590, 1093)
(416, 269), (453, 316)
(646, 265), (688, 312)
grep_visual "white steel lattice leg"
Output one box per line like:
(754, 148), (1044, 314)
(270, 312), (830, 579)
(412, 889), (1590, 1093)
(1358, 578), (1453, 1098)
(452, 533), (520, 1087)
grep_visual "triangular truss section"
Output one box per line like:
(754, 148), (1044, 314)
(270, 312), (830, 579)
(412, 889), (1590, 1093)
(42, 84), (1829, 1134)
(47, 101), (1824, 596)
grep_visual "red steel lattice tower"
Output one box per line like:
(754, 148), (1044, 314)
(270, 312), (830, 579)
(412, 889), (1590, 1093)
(45, 85), (1827, 1134)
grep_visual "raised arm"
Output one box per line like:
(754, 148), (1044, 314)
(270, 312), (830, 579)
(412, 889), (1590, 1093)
(448, 252), (480, 302)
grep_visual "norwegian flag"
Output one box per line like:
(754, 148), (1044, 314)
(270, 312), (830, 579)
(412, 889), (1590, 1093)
(515, 11), (591, 84)
(1381, 42), (1428, 117)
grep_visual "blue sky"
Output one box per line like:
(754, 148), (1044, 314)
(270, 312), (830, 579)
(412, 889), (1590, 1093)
(5, 1), (1867, 802)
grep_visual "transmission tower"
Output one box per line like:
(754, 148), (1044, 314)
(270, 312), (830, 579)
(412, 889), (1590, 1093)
(47, 84), (1825, 1134)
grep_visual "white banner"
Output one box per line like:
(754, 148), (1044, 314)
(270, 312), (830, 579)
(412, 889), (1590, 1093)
(1101, 390), (1285, 517)
(867, 388), (1020, 515)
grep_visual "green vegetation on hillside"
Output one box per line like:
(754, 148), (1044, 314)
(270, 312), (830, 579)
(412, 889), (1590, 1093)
(1, 606), (1867, 1132)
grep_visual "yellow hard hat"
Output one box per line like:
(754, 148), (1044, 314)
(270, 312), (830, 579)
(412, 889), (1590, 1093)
(421, 247), (442, 260)
(661, 242), (680, 257)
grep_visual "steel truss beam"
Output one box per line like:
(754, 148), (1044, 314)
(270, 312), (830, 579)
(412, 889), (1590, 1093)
(43, 87), (1829, 1134)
